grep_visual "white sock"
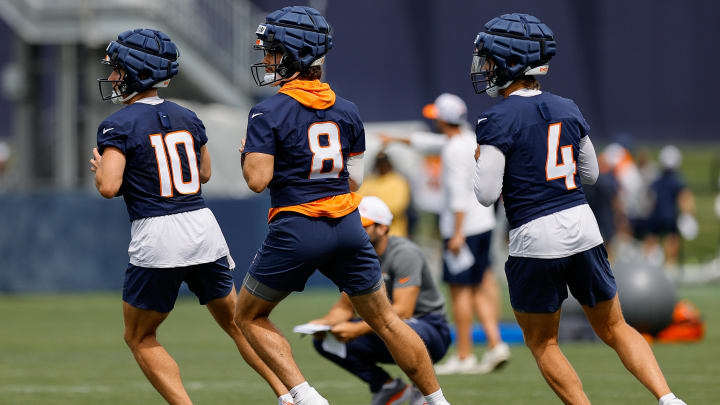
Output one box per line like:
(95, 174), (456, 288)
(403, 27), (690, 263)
(290, 382), (311, 402)
(659, 393), (677, 405)
(424, 388), (448, 404)
(278, 393), (294, 405)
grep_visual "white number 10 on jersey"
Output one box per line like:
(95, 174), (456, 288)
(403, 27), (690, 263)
(149, 130), (200, 197)
(545, 122), (577, 190)
(308, 122), (343, 179)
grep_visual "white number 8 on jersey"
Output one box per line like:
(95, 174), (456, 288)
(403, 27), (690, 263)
(308, 121), (343, 179)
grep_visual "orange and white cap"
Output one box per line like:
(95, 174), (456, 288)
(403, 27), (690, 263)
(359, 196), (393, 227)
(422, 93), (467, 125)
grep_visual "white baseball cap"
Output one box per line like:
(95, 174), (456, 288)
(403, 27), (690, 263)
(422, 93), (467, 125)
(659, 145), (682, 169)
(359, 196), (393, 227)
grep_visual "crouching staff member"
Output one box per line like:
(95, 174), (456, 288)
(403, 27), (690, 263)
(310, 196), (450, 405)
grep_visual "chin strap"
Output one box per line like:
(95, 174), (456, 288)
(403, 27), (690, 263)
(112, 90), (138, 104)
(113, 79), (170, 104)
(486, 80), (513, 98)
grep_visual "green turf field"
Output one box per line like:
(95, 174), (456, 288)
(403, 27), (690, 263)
(1, 286), (718, 405)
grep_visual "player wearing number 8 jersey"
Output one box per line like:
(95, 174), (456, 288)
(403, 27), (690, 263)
(91, 28), (290, 405)
(238, 6), (450, 405)
(471, 14), (685, 405)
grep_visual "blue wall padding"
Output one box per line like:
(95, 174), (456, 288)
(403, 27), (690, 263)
(448, 322), (525, 345)
(0, 193), (338, 292)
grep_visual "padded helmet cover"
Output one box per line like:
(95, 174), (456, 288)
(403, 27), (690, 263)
(474, 13), (556, 83)
(104, 28), (179, 93)
(255, 6), (333, 73)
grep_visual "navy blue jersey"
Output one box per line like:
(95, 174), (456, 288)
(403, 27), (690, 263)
(476, 92), (590, 229)
(650, 170), (686, 223)
(97, 100), (207, 221)
(243, 93), (365, 208)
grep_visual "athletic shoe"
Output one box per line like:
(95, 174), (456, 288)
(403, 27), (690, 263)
(466, 342), (510, 374)
(408, 385), (426, 405)
(663, 399), (687, 405)
(370, 378), (412, 405)
(294, 387), (329, 405)
(434, 354), (477, 375)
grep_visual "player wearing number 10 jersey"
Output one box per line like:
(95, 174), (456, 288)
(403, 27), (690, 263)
(91, 29), (290, 404)
(471, 14), (685, 405)
(238, 6), (450, 405)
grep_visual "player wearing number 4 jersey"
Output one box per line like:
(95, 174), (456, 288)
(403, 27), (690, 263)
(91, 28), (289, 405)
(239, 6), (450, 405)
(471, 13), (685, 405)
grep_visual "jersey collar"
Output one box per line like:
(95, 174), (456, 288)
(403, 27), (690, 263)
(509, 88), (542, 97)
(135, 96), (165, 105)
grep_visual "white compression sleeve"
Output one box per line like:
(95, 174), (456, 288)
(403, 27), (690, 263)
(346, 153), (365, 187)
(578, 136), (599, 185)
(473, 144), (505, 207)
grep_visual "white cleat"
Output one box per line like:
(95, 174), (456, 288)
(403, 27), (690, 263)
(663, 399), (687, 405)
(465, 342), (511, 374)
(434, 354), (477, 375)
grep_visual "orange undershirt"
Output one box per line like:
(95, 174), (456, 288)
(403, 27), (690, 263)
(268, 192), (362, 222)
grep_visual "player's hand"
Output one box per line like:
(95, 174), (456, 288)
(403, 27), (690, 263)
(330, 321), (364, 342)
(475, 144), (481, 161)
(308, 318), (331, 339)
(89, 148), (102, 172)
(239, 138), (246, 154)
(448, 233), (466, 256)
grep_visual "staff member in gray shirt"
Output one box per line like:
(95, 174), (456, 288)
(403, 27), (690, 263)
(310, 196), (450, 405)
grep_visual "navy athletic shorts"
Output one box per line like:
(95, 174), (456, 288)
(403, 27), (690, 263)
(246, 210), (382, 300)
(442, 230), (492, 285)
(505, 244), (616, 313)
(123, 256), (234, 313)
(312, 313), (451, 393)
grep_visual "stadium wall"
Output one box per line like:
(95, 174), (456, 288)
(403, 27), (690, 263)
(0, 194), (336, 292)
(322, 0), (718, 141)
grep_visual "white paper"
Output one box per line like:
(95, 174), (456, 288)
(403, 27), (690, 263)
(292, 323), (332, 335)
(321, 334), (347, 359)
(444, 244), (475, 275)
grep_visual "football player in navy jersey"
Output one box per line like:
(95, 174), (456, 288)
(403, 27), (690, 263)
(237, 6), (450, 405)
(90, 29), (290, 405)
(470, 14), (686, 405)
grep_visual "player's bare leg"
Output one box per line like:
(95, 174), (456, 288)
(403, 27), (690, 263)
(234, 287), (307, 389)
(122, 302), (192, 405)
(514, 309), (590, 405)
(206, 286), (289, 397)
(481, 270), (502, 320)
(449, 285), (475, 359)
(472, 283), (501, 348)
(349, 285), (441, 396)
(582, 294), (672, 399)
(662, 234), (681, 267)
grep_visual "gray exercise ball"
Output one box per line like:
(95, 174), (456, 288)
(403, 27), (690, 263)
(613, 259), (676, 335)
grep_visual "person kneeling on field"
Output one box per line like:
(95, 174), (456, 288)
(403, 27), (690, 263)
(308, 196), (451, 405)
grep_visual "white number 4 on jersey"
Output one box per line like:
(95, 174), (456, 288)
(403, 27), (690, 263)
(545, 123), (577, 190)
